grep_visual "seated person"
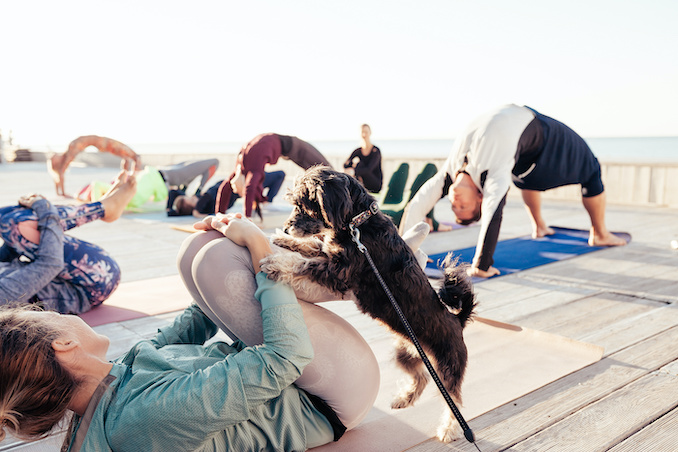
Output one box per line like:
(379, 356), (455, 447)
(343, 124), (383, 193)
(0, 214), (379, 450)
(0, 170), (137, 313)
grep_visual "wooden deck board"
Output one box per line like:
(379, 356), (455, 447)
(606, 407), (678, 452)
(407, 326), (678, 452)
(507, 363), (678, 452)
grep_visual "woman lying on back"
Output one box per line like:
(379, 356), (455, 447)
(0, 214), (379, 451)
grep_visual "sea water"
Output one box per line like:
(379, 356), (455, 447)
(125, 136), (678, 164)
(21, 136), (678, 164)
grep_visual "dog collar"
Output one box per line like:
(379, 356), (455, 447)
(350, 201), (379, 229)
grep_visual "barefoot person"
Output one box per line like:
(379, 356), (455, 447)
(0, 171), (137, 313)
(400, 104), (626, 278)
(0, 213), (379, 451)
(48, 135), (142, 196)
(216, 133), (332, 220)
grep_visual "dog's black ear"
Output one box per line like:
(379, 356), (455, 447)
(316, 173), (353, 228)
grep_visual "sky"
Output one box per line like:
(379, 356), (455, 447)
(1, 0), (677, 148)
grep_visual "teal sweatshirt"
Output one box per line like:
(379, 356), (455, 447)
(66, 273), (334, 451)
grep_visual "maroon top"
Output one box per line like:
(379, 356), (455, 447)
(216, 133), (282, 217)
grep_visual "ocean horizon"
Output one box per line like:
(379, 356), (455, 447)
(18, 136), (678, 164)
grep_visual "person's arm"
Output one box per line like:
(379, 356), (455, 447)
(0, 197), (64, 304)
(469, 174), (510, 277)
(399, 170), (448, 234)
(215, 173), (236, 214)
(243, 170), (265, 218)
(469, 193), (507, 277)
(343, 149), (360, 169)
(150, 304), (218, 348)
(132, 216), (313, 446)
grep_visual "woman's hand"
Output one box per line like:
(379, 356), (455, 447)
(194, 213), (272, 272)
(18, 194), (47, 208)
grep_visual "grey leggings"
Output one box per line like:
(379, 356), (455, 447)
(158, 159), (219, 194)
(176, 231), (380, 430)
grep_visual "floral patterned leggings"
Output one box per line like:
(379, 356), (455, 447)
(0, 203), (121, 307)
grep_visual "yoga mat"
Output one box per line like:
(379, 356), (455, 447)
(425, 226), (632, 280)
(170, 208), (293, 234)
(312, 317), (604, 451)
(79, 275), (192, 327)
(171, 223), (200, 234)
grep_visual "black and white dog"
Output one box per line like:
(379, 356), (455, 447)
(260, 166), (476, 441)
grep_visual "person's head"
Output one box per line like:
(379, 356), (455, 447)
(360, 124), (371, 140)
(230, 165), (246, 196)
(0, 306), (81, 442)
(172, 195), (198, 216)
(449, 172), (482, 225)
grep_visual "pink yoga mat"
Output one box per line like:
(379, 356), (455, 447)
(79, 275), (192, 327)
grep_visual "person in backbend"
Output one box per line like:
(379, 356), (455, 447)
(48, 135), (142, 196)
(215, 133), (332, 220)
(400, 104), (626, 278)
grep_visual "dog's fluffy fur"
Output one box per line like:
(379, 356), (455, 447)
(260, 166), (477, 442)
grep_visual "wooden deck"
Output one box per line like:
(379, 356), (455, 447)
(1, 162), (677, 451)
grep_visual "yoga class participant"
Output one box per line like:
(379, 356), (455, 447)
(0, 171), (137, 313)
(401, 104), (626, 278)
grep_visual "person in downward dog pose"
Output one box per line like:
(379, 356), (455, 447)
(400, 104), (627, 278)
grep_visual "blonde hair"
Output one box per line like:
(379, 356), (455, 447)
(0, 305), (79, 442)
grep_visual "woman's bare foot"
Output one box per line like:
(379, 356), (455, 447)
(99, 170), (137, 222)
(589, 230), (627, 247)
(47, 153), (67, 196)
(532, 225), (555, 239)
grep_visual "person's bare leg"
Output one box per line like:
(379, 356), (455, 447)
(98, 170), (137, 222)
(47, 153), (68, 196)
(521, 189), (554, 238)
(582, 192), (627, 246)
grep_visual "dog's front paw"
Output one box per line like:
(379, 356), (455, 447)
(270, 229), (295, 249)
(259, 253), (301, 284)
(271, 230), (325, 257)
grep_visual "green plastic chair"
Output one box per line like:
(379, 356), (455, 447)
(378, 162), (410, 206)
(382, 163), (438, 228)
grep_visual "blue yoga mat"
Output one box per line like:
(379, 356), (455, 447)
(425, 226), (631, 280)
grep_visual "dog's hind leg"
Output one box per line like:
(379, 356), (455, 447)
(391, 337), (430, 409)
(436, 410), (464, 442)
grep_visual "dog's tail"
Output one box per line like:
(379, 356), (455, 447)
(438, 254), (477, 328)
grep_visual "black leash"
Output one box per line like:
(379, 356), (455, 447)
(349, 203), (481, 450)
